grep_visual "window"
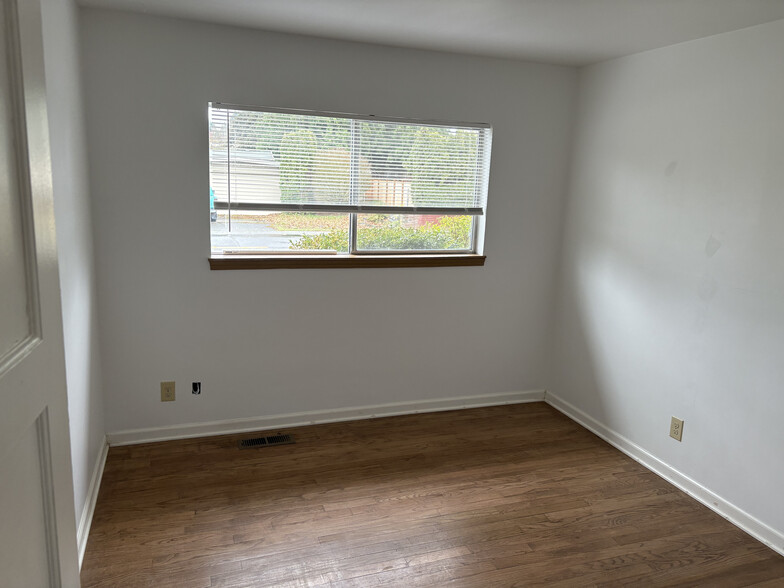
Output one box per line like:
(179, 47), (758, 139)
(208, 103), (492, 268)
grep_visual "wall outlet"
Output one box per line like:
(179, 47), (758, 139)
(192, 382), (201, 395)
(670, 416), (684, 441)
(161, 381), (175, 402)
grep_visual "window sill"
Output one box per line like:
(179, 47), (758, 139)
(208, 254), (486, 270)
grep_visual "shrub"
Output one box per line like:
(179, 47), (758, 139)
(289, 215), (471, 251)
(290, 230), (349, 252)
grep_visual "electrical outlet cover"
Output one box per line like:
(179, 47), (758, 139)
(161, 381), (175, 402)
(670, 416), (684, 441)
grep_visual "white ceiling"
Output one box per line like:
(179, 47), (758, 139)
(77, 0), (784, 66)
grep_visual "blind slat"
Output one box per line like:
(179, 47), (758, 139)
(208, 104), (492, 214)
(212, 201), (483, 216)
(210, 102), (490, 129)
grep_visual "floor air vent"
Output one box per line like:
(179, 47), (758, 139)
(239, 433), (294, 449)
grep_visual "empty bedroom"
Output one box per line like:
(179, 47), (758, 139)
(1, 0), (784, 586)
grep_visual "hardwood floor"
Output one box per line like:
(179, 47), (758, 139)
(81, 403), (784, 587)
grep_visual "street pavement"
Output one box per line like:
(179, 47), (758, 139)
(209, 217), (333, 251)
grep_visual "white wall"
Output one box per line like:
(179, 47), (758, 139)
(552, 20), (784, 541)
(40, 0), (105, 525)
(79, 9), (576, 433)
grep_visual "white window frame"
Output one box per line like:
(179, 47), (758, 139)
(208, 103), (492, 264)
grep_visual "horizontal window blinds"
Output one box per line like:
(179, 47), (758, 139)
(209, 103), (492, 215)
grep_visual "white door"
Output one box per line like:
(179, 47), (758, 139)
(0, 0), (80, 584)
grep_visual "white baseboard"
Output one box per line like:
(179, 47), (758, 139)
(77, 437), (109, 569)
(545, 391), (784, 557)
(107, 390), (546, 447)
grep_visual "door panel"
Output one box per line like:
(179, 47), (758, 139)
(0, 0), (38, 374)
(0, 0), (80, 584)
(0, 416), (55, 588)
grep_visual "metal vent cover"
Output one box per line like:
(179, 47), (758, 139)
(239, 433), (294, 449)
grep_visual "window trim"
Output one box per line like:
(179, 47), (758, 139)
(208, 103), (491, 266)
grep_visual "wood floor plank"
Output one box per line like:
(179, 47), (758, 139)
(81, 403), (784, 586)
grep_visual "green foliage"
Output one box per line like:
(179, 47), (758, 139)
(290, 229), (349, 252)
(406, 128), (479, 207)
(358, 215), (471, 250)
(289, 216), (472, 252)
(279, 130), (317, 202)
(219, 111), (351, 156)
(358, 121), (418, 178)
